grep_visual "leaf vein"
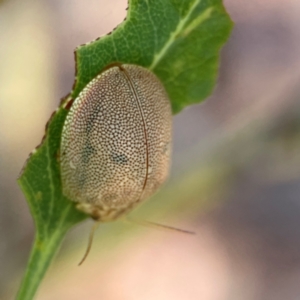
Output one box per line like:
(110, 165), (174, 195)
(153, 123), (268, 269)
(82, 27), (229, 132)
(149, 0), (204, 70)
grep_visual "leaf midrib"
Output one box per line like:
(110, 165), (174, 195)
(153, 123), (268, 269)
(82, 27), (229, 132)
(149, 0), (204, 70)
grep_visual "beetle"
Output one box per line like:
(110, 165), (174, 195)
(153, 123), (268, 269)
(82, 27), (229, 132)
(61, 64), (172, 221)
(60, 64), (173, 264)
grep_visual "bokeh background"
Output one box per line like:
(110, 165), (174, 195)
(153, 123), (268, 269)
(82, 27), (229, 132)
(1, 0), (300, 299)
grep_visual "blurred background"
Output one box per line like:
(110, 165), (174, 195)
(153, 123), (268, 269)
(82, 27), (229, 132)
(1, 0), (300, 299)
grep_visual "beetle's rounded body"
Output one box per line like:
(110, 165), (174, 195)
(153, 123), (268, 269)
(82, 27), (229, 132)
(60, 64), (172, 221)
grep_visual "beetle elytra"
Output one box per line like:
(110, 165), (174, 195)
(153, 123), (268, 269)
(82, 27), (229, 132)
(60, 64), (172, 222)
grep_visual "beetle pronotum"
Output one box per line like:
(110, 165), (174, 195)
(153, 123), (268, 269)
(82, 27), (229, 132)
(60, 64), (177, 264)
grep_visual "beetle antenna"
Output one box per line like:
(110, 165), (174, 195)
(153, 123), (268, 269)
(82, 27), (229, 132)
(78, 221), (100, 266)
(126, 217), (195, 235)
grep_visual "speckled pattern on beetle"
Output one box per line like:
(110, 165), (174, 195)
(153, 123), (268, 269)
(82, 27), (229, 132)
(60, 64), (172, 221)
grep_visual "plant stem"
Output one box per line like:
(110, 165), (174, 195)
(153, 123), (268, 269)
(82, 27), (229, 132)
(16, 230), (67, 300)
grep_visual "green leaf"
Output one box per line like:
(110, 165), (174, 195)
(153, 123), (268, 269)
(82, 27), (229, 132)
(75, 0), (232, 113)
(17, 1), (232, 299)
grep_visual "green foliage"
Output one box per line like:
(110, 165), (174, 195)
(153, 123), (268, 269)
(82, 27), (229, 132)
(75, 0), (232, 113)
(17, 1), (232, 299)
